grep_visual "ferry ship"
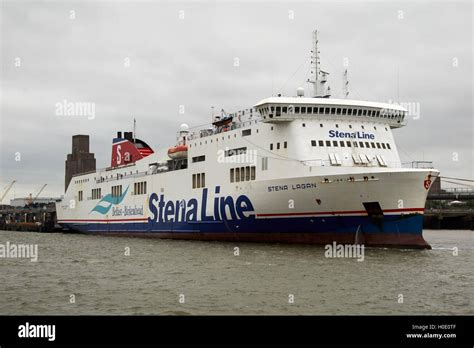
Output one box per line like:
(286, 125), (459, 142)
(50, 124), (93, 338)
(56, 31), (438, 249)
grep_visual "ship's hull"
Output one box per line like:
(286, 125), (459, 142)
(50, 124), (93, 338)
(61, 213), (427, 248)
(57, 169), (436, 249)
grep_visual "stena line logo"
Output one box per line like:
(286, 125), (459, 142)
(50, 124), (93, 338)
(329, 130), (375, 140)
(148, 186), (255, 223)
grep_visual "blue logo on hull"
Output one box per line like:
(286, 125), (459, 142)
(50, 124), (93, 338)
(148, 186), (255, 223)
(90, 186), (129, 215)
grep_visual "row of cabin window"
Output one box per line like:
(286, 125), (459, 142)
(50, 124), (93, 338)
(189, 130), (259, 148)
(74, 178), (90, 184)
(91, 188), (102, 200)
(134, 182), (147, 195)
(269, 142), (288, 151)
(192, 173), (206, 189)
(230, 166), (256, 183)
(260, 106), (405, 119)
(311, 140), (391, 150)
(111, 185), (123, 197)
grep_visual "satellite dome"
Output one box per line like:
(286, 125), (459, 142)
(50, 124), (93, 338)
(296, 87), (305, 97)
(180, 123), (189, 132)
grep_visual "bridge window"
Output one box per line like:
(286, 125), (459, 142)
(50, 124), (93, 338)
(336, 108), (341, 115)
(319, 107), (324, 114)
(301, 107), (306, 114)
(353, 142), (358, 148)
(376, 142), (381, 149)
(331, 108), (336, 114)
(382, 143), (386, 149)
(359, 142), (364, 148)
(276, 106), (281, 116)
(358, 109), (362, 116)
(333, 140), (338, 147)
(365, 142), (370, 148)
(348, 109), (352, 115)
(295, 107), (300, 113)
(340, 141), (345, 147)
(311, 140), (317, 146)
(386, 143), (391, 149)
(326, 140), (331, 147)
(346, 141), (351, 147)
(342, 108), (347, 115)
(325, 107), (330, 114)
(319, 140), (324, 146)
(282, 106), (287, 113)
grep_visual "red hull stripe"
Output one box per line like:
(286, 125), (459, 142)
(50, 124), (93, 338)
(58, 218), (148, 223)
(257, 207), (424, 217)
(58, 208), (424, 223)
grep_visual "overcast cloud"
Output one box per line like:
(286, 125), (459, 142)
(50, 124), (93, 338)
(0, 0), (472, 200)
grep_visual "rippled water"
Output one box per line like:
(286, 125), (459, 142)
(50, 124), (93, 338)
(0, 229), (472, 315)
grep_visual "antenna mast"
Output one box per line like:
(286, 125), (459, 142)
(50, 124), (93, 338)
(343, 69), (349, 98)
(133, 118), (136, 143)
(308, 30), (330, 98)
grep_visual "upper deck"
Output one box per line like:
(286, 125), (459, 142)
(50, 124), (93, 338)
(254, 97), (407, 128)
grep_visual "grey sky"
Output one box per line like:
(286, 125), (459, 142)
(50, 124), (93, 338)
(0, 0), (472, 200)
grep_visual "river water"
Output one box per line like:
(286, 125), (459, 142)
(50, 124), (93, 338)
(0, 229), (472, 315)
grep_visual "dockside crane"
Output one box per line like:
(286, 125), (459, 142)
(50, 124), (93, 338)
(26, 184), (47, 206)
(0, 180), (16, 204)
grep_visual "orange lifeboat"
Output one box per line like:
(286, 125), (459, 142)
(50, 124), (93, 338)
(168, 144), (188, 159)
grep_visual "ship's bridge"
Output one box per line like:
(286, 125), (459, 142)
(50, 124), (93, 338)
(254, 97), (408, 128)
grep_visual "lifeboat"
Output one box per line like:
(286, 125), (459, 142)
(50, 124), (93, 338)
(168, 144), (188, 159)
(212, 115), (233, 127)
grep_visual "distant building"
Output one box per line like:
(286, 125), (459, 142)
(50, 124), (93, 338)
(10, 197), (59, 207)
(65, 135), (96, 191)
